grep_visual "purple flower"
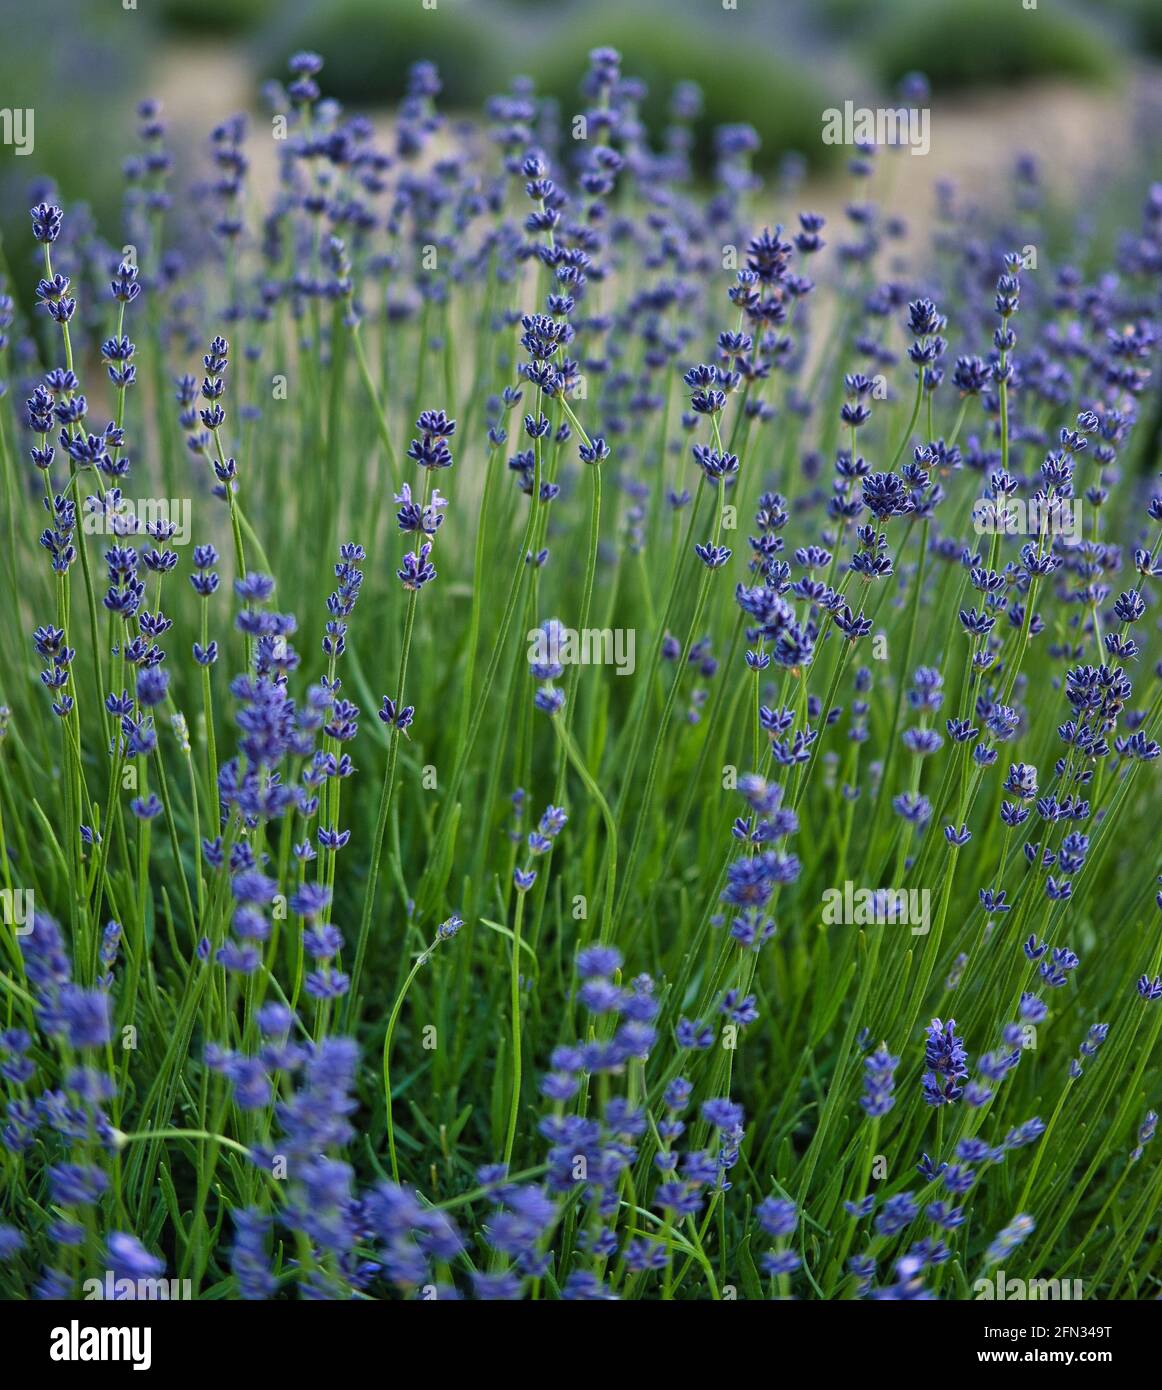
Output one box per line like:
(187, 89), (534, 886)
(701, 1097), (744, 1131)
(108, 1232), (165, 1283)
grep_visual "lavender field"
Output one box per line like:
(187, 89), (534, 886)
(1, 6), (1161, 1318)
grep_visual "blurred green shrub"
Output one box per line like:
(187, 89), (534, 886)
(527, 7), (838, 171)
(1090, 0), (1162, 58)
(253, 0), (503, 108)
(254, 0), (837, 171)
(866, 0), (1117, 90)
(0, 0), (139, 300)
(159, 0), (275, 36)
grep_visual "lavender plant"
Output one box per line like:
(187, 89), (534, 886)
(0, 46), (1161, 1303)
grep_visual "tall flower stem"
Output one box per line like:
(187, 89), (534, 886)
(347, 469), (430, 1019)
(502, 891), (527, 1169)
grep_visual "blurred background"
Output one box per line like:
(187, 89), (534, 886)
(2, 0), (1161, 269)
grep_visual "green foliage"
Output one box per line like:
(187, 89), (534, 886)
(252, 0), (504, 107)
(157, 0), (275, 36)
(867, 0), (1118, 90)
(252, 0), (836, 170)
(0, 1), (139, 277)
(527, 7), (840, 171)
(1096, 0), (1162, 57)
